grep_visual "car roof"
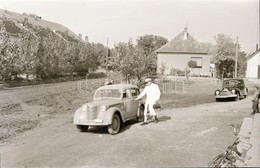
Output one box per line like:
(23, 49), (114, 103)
(97, 84), (138, 90)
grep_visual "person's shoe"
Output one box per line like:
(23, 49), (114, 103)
(154, 116), (158, 123)
(141, 122), (148, 126)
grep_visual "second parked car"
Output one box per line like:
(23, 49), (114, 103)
(214, 78), (248, 101)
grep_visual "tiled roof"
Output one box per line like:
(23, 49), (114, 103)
(156, 28), (209, 54)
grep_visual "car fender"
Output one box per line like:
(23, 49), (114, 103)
(73, 107), (82, 125)
(232, 88), (241, 95)
(104, 107), (125, 125)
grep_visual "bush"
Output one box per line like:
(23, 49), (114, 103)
(87, 73), (107, 79)
(2, 20), (21, 34)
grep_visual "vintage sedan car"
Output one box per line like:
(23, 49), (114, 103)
(214, 78), (248, 101)
(73, 84), (144, 135)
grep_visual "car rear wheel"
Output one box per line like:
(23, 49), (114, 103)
(137, 105), (144, 122)
(108, 114), (121, 135)
(76, 125), (89, 132)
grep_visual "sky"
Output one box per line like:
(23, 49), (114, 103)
(0, 0), (259, 53)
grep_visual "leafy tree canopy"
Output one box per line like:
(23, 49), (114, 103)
(212, 34), (247, 79)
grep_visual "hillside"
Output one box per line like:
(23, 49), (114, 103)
(0, 8), (78, 40)
(0, 8), (107, 82)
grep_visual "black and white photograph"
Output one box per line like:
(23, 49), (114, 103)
(0, 0), (259, 167)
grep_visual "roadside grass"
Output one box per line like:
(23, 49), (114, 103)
(160, 79), (220, 109)
(0, 77), (255, 144)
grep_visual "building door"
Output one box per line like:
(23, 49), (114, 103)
(258, 65), (260, 79)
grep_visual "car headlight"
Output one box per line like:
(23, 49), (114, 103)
(231, 89), (236, 94)
(82, 105), (87, 111)
(215, 91), (220, 95)
(99, 105), (107, 112)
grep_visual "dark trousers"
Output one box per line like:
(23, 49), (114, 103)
(252, 100), (259, 113)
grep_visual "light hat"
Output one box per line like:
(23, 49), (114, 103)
(145, 78), (152, 83)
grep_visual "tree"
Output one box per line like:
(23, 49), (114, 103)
(137, 34), (168, 57)
(215, 57), (235, 79)
(212, 34), (244, 79)
(110, 35), (168, 83)
(19, 30), (39, 80)
(136, 35), (168, 70)
(187, 60), (197, 75)
(159, 62), (167, 75)
(111, 40), (154, 83)
(213, 34), (237, 62)
(0, 18), (107, 81)
(237, 51), (247, 77)
(0, 34), (21, 80)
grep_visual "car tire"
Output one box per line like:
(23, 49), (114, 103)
(76, 125), (89, 132)
(137, 105), (144, 122)
(234, 94), (239, 101)
(108, 114), (121, 135)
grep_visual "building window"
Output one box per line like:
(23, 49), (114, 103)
(191, 57), (202, 68)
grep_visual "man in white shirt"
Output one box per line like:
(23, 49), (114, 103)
(136, 78), (161, 125)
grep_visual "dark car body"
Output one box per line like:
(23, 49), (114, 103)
(73, 84), (144, 135)
(214, 78), (248, 101)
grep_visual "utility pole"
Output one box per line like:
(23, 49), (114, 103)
(234, 37), (239, 78)
(106, 36), (108, 71)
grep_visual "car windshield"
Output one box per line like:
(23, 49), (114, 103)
(94, 89), (121, 99)
(223, 80), (243, 86)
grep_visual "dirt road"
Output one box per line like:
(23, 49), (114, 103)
(1, 94), (253, 167)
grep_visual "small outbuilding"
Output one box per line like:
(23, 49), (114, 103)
(246, 49), (260, 82)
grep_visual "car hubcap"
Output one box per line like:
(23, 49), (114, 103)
(112, 118), (118, 130)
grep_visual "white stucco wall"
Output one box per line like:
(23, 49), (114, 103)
(157, 53), (212, 76)
(246, 52), (260, 79)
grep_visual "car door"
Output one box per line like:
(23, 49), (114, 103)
(123, 89), (137, 118)
(129, 88), (139, 115)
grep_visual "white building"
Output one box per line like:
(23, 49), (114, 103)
(246, 49), (260, 82)
(156, 27), (212, 76)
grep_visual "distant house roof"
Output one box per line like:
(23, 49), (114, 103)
(156, 28), (210, 54)
(246, 49), (260, 61)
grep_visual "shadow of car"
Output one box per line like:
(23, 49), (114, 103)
(214, 78), (248, 102)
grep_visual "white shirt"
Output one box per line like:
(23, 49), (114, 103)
(137, 83), (161, 103)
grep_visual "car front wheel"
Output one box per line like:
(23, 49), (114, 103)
(108, 114), (121, 135)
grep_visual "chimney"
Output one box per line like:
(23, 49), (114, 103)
(85, 36), (89, 42)
(256, 44), (259, 51)
(184, 27), (188, 40)
(79, 34), (82, 40)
